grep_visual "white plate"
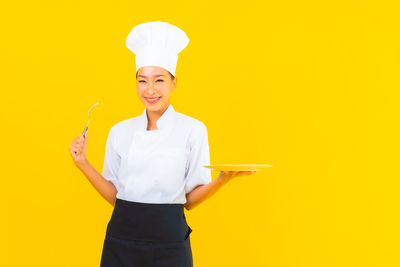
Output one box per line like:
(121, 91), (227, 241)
(203, 164), (273, 172)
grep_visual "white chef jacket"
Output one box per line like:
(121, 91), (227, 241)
(102, 104), (212, 204)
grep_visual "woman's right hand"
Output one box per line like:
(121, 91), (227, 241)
(69, 130), (89, 166)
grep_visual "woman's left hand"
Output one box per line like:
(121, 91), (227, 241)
(220, 170), (256, 181)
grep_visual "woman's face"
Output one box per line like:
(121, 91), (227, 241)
(136, 66), (176, 112)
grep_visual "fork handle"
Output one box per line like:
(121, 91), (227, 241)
(82, 125), (88, 137)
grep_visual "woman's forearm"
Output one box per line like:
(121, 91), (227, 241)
(184, 172), (231, 210)
(75, 159), (117, 207)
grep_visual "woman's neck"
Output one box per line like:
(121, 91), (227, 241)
(146, 104), (169, 130)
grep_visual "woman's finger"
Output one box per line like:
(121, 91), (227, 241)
(231, 171), (239, 178)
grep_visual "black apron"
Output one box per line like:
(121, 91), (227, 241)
(100, 197), (193, 267)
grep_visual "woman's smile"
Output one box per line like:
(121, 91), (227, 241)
(145, 96), (162, 104)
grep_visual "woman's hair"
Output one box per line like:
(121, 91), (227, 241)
(135, 70), (175, 80)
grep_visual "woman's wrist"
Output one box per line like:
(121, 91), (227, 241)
(75, 158), (90, 169)
(218, 171), (232, 184)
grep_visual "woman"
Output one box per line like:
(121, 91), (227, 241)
(69, 21), (254, 267)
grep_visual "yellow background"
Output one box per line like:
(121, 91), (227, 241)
(1, 0), (399, 266)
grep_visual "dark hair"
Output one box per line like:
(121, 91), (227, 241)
(135, 70), (175, 80)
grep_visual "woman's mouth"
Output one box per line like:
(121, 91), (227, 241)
(145, 96), (161, 104)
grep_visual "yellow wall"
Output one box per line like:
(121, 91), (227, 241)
(1, 1), (399, 266)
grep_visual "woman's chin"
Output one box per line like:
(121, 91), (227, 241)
(144, 103), (163, 111)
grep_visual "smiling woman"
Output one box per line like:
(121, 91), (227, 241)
(69, 20), (254, 267)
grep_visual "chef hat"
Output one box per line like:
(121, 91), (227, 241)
(126, 21), (190, 76)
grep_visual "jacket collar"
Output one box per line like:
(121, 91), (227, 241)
(139, 103), (176, 131)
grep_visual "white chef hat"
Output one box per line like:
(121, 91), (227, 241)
(126, 21), (190, 76)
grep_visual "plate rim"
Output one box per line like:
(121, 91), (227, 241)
(204, 164), (273, 167)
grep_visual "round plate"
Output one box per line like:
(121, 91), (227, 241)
(203, 164), (273, 171)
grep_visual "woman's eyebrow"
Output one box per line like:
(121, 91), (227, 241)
(138, 74), (165, 78)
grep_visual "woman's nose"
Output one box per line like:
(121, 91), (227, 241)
(145, 83), (156, 94)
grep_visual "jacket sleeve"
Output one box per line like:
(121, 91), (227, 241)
(184, 122), (212, 194)
(102, 126), (121, 191)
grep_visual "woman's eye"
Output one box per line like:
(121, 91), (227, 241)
(156, 79), (164, 82)
(138, 80), (145, 83)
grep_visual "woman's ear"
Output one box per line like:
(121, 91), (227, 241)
(171, 76), (177, 90)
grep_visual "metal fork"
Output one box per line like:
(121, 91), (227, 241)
(82, 102), (99, 138)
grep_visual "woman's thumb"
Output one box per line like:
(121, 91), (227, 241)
(84, 130), (88, 143)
